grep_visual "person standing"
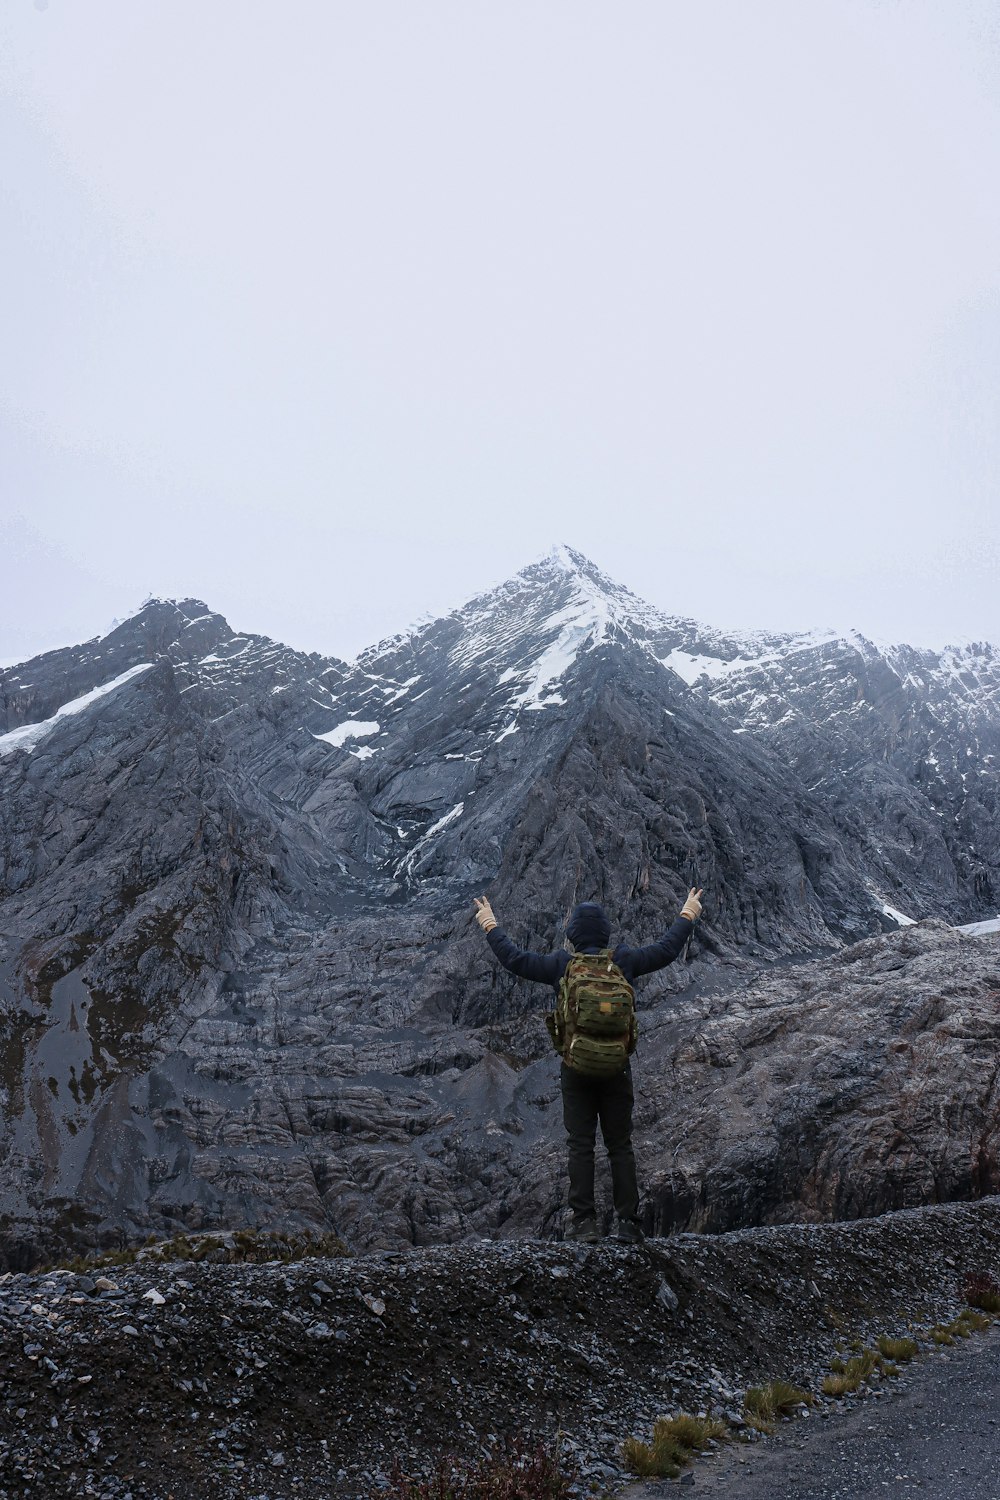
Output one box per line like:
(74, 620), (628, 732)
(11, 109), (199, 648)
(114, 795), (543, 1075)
(473, 889), (702, 1243)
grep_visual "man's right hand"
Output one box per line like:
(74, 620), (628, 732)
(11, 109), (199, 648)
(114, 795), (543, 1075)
(680, 887), (703, 921)
(473, 896), (498, 932)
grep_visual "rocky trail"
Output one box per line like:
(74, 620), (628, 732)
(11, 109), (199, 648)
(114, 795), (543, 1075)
(688, 1321), (1000, 1498)
(2, 1199), (999, 1500)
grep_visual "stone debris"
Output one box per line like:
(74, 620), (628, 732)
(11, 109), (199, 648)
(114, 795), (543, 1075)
(0, 1198), (998, 1498)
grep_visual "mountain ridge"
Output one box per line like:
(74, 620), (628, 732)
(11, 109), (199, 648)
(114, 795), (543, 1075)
(1, 550), (999, 1261)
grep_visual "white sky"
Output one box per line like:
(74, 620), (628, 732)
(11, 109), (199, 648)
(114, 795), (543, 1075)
(2, 0), (999, 667)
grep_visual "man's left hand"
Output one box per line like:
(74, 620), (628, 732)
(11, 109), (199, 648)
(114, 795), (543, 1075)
(680, 887), (703, 921)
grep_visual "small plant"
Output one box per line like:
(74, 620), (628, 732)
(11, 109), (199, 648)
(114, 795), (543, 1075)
(957, 1308), (992, 1333)
(622, 1413), (728, 1478)
(770, 1379), (813, 1415)
(742, 1387), (776, 1433)
(388, 1438), (575, 1500)
(622, 1433), (683, 1481)
(743, 1379), (811, 1432)
(930, 1326), (955, 1346)
(821, 1347), (883, 1397)
(45, 1226), (350, 1274)
(876, 1336), (918, 1363)
(964, 1272), (1000, 1314)
(663, 1414), (728, 1448)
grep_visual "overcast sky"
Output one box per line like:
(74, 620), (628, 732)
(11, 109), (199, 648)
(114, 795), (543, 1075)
(2, 1), (999, 667)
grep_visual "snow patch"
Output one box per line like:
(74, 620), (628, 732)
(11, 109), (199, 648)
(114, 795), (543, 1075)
(660, 649), (731, 685)
(956, 914), (1000, 937)
(881, 902), (916, 927)
(0, 665), (154, 758)
(313, 720), (380, 749)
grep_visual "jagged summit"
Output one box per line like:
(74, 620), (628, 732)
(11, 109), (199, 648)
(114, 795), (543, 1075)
(100, 595), (216, 634)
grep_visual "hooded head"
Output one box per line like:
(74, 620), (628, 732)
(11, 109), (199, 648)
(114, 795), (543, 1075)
(565, 901), (612, 951)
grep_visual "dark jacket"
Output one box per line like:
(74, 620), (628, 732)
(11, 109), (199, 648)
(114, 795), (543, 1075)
(485, 900), (693, 995)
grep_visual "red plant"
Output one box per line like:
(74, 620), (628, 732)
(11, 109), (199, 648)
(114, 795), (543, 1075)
(963, 1270), (1000, 1313)
(386, 1437), (576, 1500)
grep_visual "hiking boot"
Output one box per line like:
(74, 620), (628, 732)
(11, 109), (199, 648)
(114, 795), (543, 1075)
(615, 1217), (645, 1245)
(564, 1215), (600, 1245)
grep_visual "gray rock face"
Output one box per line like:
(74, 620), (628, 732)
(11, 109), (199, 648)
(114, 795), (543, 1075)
(639, 921), (1000, 1234)
(0, 553), (998, 1263)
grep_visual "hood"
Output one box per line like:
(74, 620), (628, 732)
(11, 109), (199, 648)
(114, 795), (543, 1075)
(565, 901), (612, 951)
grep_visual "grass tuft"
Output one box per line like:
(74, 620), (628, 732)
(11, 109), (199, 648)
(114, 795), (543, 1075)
(957, 1308), (992, 1333)
(770, 1379), (814, 1415)
(821, 1346), (888, 1397)
(622, 1435), (681, 1480)
(877, 1336), (918, 1363)
(743, 1387), (776, 1433)
(743, 1379), (812, 1432)
(623, 1413), (729, 1478)
(660, 1414), (728, 1449)
(930, 1326), (955, 1346)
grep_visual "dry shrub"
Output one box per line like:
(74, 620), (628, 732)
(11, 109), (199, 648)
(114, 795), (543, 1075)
(387, 1438), (575, 1500)
(964, 1272), (1000, 1314)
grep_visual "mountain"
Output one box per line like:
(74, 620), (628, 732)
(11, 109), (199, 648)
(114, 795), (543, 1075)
(0, 549), (998, 1265)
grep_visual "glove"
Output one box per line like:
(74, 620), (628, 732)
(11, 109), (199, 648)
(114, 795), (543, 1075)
(680, 887), (703, 922)
(473, 896), (497, 933)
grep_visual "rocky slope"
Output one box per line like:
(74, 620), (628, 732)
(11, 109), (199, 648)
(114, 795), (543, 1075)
(0, 551), (999, 1262)
(2, 1198), (999, 1499)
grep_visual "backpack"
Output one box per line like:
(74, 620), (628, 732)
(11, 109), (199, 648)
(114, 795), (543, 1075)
(546, 949), (637, 1077)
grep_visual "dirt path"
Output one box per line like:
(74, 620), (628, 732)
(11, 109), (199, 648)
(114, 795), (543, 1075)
(644, 1325), (1000, 1498)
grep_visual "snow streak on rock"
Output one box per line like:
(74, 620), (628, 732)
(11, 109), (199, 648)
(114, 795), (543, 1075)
(0, 664), (153, 757)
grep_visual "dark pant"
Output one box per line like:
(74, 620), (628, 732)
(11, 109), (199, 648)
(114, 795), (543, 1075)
(560, 1061), (640, 1221)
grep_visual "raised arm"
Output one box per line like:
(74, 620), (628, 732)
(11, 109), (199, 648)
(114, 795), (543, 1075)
(474, 896), (565, 986)
(617, 888), (703, 979)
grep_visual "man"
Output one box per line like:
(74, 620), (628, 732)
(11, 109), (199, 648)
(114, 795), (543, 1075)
(473, 888), (702, 1244)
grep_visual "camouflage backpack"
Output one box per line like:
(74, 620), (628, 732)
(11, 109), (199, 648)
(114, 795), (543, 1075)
(546, 950), (637, 1077)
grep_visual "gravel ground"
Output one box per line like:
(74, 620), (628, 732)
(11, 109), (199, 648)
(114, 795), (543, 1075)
(690, 1322), (1000, 1497)
(1, 1199), (999, 1499)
